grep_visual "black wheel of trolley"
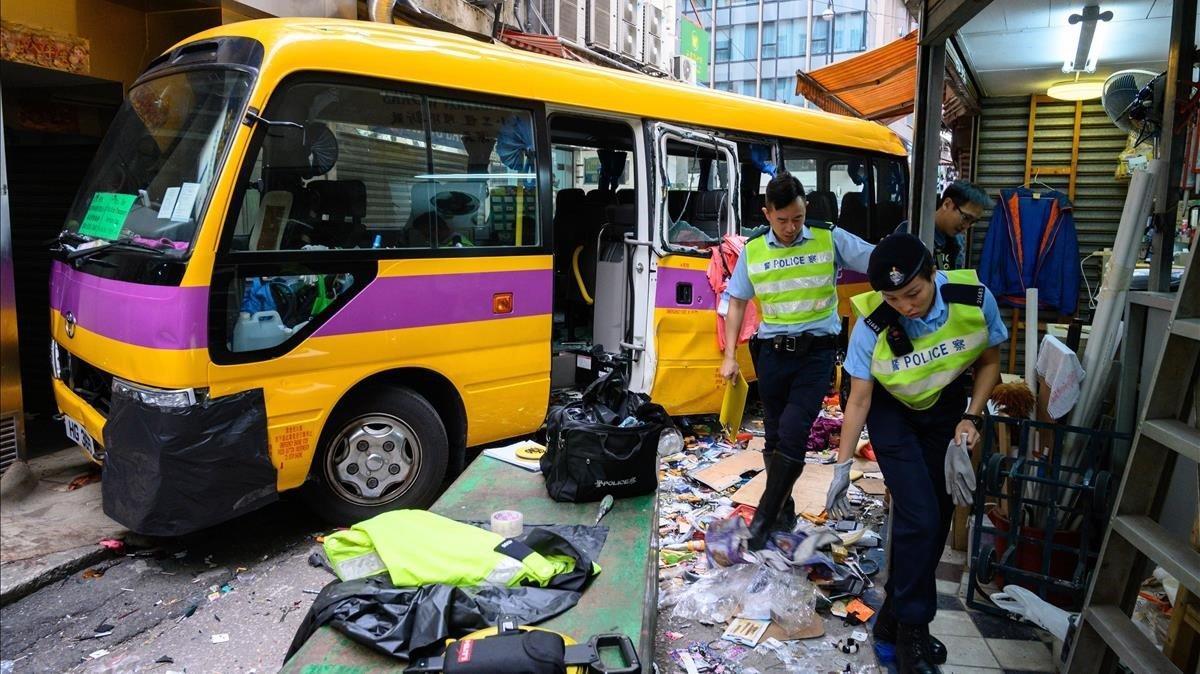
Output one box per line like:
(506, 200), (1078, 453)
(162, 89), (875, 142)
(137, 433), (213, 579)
(304, 385), (449, 525)
(975, 544), (997, 585)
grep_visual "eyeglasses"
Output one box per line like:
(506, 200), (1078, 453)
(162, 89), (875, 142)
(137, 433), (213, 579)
(954, 204), (981, 225)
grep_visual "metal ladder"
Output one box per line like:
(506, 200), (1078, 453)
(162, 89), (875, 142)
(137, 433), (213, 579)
(1064, 241), (1200, 674)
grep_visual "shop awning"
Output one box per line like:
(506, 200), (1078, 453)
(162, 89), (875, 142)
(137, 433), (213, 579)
(498, 29), (585, 62)
(795, 30), (919, 121)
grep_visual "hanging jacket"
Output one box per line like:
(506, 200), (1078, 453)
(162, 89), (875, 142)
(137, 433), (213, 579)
(708, 234), (760, 350)
(324, 510), (599, 590)
(978, 188), (1080, 315)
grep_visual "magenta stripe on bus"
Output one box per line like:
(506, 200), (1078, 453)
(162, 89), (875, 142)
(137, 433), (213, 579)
(49, 262), (209, 350)
(312, 269), (553, 337)
(655, 267), (716, 310)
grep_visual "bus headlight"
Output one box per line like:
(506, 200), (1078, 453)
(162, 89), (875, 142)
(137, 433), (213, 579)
(112, 378), (204, 408)
(49, 340), (68, 380)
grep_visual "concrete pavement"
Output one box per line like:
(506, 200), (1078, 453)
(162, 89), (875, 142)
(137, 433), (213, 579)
(1, 448), (129, 606)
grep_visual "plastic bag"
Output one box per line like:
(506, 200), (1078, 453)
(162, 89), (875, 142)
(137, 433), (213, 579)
(670, 563), (759, 624)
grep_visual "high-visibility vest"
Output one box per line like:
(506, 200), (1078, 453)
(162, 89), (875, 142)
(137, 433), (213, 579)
(850, 269), (990, 410)
(323, 510), (596, 589)
(743, 226), (837, 327)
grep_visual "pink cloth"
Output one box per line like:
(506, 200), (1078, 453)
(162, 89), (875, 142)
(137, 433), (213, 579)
(708, 235), (759, 350)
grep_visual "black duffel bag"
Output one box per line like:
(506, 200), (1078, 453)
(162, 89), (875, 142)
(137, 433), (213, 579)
(539, 371), (672, 503)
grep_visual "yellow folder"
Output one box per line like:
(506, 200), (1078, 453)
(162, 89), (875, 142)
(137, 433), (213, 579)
(720, 373), (749, 437)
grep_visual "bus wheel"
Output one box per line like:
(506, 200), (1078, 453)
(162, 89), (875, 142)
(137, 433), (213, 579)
(306, 386), (448, 524)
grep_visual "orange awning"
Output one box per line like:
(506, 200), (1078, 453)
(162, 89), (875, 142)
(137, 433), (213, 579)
(499, 29), (585, 62)
(795, 31), (919, 121)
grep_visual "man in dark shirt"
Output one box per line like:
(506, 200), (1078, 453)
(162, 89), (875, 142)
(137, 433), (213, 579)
(899, 180), (990, 270)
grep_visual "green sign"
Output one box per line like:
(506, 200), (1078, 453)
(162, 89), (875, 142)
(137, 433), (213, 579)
(78, 192), (135, 240)
(679, 19), (710, 83)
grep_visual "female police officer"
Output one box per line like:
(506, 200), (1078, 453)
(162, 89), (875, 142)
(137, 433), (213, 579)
(825, 233), (1006, 674)
(720, 172), (873, 550)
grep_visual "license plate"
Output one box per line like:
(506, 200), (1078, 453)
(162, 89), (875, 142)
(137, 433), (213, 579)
(64, 416), (96, 454)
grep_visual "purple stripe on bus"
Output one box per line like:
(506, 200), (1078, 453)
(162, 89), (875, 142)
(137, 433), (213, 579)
(655, 266), (715, 311)
(49, 262), (209, 350)
(312, 269), (553, 337)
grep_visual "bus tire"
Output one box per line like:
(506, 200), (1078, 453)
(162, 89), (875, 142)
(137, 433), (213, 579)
(305, 385), (449, 525)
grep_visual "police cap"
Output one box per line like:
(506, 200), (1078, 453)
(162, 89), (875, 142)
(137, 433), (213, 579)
(868, 233), (934, 291)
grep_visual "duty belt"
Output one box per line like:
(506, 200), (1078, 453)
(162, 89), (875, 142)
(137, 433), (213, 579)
(755, 333), (839, 354)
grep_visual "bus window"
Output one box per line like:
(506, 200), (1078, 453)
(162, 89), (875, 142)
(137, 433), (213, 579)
(229, 273), (357, 352)
(230, 82), (430, 251)
(828, 160), (870, 239)
(738, 141), (776, 237)
(873, 156), (908, 240)
(427, 99), (540, 248)
(662, 140), (731, 249)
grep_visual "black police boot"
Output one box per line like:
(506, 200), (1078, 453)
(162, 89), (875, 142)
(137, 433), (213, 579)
(760, 451), (798, 533)
(873, 597), (947, 665)
(747, 453), (805, 550)
(897, 623), (941, 674)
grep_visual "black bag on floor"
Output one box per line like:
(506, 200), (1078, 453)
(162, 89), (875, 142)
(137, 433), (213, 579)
(539, 371), (671, 503)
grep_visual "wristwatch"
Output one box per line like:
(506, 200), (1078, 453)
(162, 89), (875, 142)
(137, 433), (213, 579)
(961, 413), (984, 430)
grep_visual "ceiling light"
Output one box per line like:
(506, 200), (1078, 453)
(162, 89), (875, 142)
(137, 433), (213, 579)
(1047, 78), (1104, 101)
(822, 1), (834, 20)
(1063, 3), (1113, 73)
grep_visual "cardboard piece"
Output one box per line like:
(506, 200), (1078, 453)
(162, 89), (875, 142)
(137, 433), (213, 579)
(690, 450), (765, 491)
(731, 462), (836, 515)
(763, 614), (825, 641)
(856, 478), (888, 496)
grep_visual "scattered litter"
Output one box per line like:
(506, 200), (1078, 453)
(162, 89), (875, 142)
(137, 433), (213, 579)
(98, 538), (124, 553)
(301, 589), (321, 595)
(155, 656), (174, 664)
(88, 650), (110, 660)
(68, 471), (102, 490)
(173, 550), (188, 559)
(175, 604), (198, 624)
(211, 633), (229, 644)
(721, 618), (769, 646)
(82, 568), (105, 580)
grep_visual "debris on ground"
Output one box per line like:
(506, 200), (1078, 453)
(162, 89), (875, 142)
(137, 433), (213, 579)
(655, 399), (889, 673)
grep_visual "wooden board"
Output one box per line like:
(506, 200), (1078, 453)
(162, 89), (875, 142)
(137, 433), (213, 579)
(690, 450), (764, 491)
(281, 456), (657, 673)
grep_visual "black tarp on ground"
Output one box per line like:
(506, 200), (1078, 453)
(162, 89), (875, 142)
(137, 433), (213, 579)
(286, 525), (609, 664)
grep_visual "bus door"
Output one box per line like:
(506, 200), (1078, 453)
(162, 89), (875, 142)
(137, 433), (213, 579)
(644, 123), (743, 415)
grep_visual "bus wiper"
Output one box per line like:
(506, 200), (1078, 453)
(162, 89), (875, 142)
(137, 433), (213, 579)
(67, 239), (166, 261)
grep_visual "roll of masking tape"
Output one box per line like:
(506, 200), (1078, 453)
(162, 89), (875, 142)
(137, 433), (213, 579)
(490, 510), (524, 538)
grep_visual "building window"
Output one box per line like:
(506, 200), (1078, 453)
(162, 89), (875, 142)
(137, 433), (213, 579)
(740, 80), (756, 96)
(834, 11), (866, 53)
(811, 16), (830, 60)
(715, 27), (731, 62)
(761, 21), (777, 59)
(776, 18), (805, 58)
(734, 24), (757, 61)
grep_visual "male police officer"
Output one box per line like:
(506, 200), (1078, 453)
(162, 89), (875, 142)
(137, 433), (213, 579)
(826, 233), (1006, 673)
(720, 172), (873, 549)
(898, 180), (989, 270)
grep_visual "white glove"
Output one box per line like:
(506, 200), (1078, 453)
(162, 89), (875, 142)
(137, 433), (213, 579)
(825, 459), (854, 519)
(944, 433), (976, 508)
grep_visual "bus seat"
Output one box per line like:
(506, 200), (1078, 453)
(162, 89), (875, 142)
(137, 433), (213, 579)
(308, 180), (367, 248)
(616, 189), (636, 205)
(742, 193), (767, 233)
(875, 202), (905, 239)
(838, 191), (870, 239)
(249, 190), (293, 251)
(667, 190), (693, 222)
(806, 190), (838, 224)
(553, 188), (587, 272)
(691, 189), (727, 238)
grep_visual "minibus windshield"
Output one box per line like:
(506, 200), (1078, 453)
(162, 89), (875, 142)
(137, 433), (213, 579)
(61, 68), (252, 254)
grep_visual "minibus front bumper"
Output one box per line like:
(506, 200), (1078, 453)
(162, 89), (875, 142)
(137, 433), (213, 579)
(54, 370), (280, 536)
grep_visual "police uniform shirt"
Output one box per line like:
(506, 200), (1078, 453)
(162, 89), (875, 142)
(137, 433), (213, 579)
(843, 271), (1009, 380)
(726, 224), (874, 338)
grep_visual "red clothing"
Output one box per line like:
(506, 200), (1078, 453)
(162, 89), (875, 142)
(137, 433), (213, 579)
(709, 235), (759, 350)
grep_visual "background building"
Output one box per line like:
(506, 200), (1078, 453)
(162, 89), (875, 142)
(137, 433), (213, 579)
(676, 0), (914, 104)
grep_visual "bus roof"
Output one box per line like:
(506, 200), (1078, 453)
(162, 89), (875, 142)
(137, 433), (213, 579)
(182, 18), (908, 157)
